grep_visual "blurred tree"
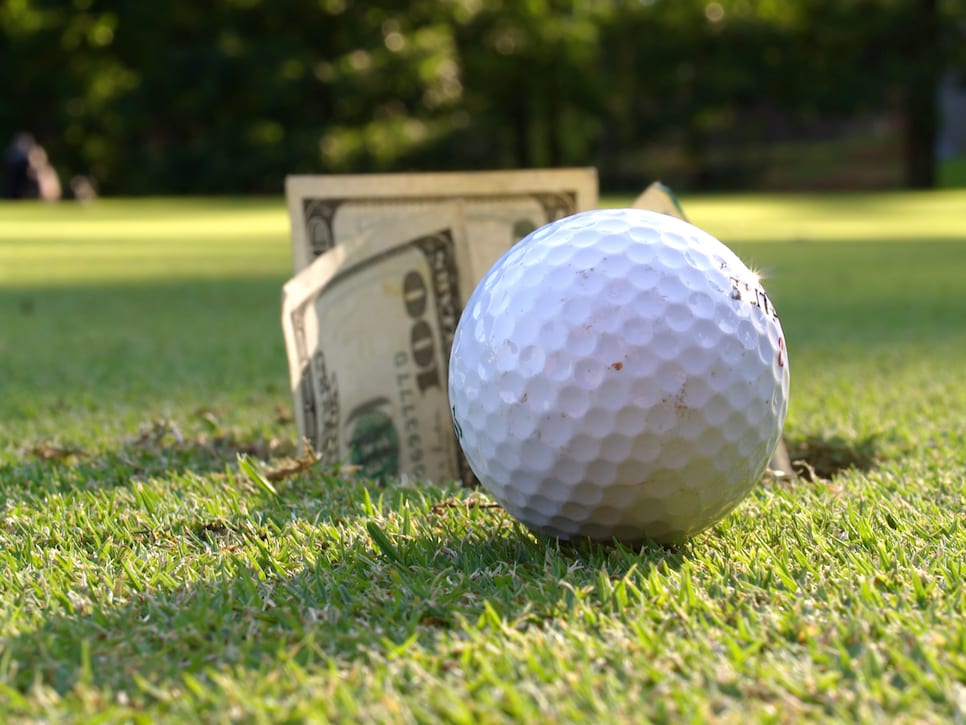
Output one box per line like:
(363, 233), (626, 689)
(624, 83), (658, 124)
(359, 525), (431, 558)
(453, 0), (607, 168)
(787, 0), (944, 188)
(1, 0), (963, 192)
(900, 0), (941, 188)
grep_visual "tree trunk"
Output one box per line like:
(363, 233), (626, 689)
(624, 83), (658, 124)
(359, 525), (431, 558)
(904, 0), (940, 189)
(512, 93), (531, 168)
(546, 59), (563, 167)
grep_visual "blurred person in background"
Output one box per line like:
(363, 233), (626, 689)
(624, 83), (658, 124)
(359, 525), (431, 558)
(4, 133), (62, 200)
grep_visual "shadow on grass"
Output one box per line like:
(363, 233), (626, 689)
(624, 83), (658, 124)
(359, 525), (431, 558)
(0, 276), (289, 426)
(0, 417), (297, 503)
(787, 433), (882, 481)
(0, 492), (689, 702)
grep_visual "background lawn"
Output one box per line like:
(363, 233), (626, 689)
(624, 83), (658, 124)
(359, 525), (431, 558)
(0, 192), (964, 721)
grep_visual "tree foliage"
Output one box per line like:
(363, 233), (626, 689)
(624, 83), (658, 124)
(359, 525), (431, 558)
(1, 0), (962, 192)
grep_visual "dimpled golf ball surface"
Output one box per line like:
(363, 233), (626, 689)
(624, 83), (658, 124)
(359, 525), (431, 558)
(448, 208), (789, 544)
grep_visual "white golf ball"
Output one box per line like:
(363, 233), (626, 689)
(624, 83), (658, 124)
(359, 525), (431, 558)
(448, 208), (789, 544)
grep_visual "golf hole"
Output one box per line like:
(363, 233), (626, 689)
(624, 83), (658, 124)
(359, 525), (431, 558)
(787, 433), (881, 481)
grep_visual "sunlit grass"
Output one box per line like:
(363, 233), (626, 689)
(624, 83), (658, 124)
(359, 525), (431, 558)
(0, 192), (964, 721)
(607, 189), (966, 243)
(0, 198), (290, 284)
(3, 191), (962, 286)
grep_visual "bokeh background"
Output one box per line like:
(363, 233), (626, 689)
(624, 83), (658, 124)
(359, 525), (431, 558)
(3, 0), (965, 195)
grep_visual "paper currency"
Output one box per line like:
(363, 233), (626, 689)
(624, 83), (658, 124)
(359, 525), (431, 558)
(282, 169), (598, 484)
(285, 168), (598, 277)
(631, 181), (689, 219)
(281, 205), (476, 484)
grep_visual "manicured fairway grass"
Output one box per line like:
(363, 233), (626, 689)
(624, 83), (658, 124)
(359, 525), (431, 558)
(0, 192), (964, 721)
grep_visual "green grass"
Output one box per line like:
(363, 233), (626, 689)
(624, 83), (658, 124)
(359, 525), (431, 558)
(1, 192), (965, 722)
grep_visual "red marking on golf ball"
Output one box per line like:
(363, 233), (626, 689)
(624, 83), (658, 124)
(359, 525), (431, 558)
(777, 337), (785, 368)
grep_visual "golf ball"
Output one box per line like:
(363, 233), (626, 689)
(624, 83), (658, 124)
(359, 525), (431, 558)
(448, 208), (789, 544)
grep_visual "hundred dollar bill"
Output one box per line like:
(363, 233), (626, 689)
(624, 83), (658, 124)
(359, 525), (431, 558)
(285, 168), (598, 276)
(631, 181), (689, 219)
(281, 204), (475, 484)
